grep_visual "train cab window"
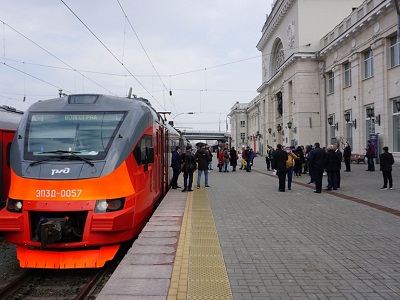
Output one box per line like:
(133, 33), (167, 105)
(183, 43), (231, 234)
(24, 112), (125, 160)
(133, 135), (153, 165)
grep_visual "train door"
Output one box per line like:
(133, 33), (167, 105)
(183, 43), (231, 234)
(164, 130), (170, 195)
(0, 130), (14, 205)
(159, 127), (166, 196)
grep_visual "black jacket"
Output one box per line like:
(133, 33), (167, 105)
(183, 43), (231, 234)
(325, 150), (339, 172)
(182, 151), (196, 173)
(343, 146), (351, 159)
(171, 150), (182, 171)
(308, 147), (326, 170)
(195, 148), (211, 171)
(380, 152), (394, 171)
(271, 149), (288, 172)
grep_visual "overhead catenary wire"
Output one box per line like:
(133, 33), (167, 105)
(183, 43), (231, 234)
(115, 0), (178, 114)
(116, 0), (170, 94)
(60, 0), (166, 110)
(0, 19), (117, 96)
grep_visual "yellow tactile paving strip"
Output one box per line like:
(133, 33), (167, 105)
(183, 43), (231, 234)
(168, 187), (233, 300)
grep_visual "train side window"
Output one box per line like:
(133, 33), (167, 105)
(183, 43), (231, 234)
(133, 147), (141, 165)
(133, 135), (153, 165)
(6, 142), (12, 167)
(146, 147), (154, 163)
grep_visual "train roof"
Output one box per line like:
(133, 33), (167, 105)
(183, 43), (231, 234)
(0, 105), (23, 131)
(27, 94), (159, 115)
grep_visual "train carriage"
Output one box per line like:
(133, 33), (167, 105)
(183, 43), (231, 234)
(0, 105), (23, 208)
(0, 94), (181, 268)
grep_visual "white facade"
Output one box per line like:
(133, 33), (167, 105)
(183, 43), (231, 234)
(319, 0), (400, 157)
(229, 0), (400, 158)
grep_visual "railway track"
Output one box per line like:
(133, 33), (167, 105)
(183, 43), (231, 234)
(0, 241), (131, 300)
(0, 266), (112, 300)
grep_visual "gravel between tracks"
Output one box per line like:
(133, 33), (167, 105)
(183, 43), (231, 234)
(0, 234), (24, 284)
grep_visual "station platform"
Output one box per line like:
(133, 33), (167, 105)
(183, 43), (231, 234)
(96, 156), (400, 300)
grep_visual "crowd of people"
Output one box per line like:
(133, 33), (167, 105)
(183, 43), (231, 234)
(267, 141), (395, 193)
(170, 140), (395, 193)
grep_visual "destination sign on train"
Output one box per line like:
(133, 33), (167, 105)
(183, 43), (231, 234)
(64, 115), (98, 120)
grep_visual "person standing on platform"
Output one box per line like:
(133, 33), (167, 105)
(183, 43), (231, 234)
(365, 140), (376, 171)
(195, 143), (211, 188)
(222, 148), (230, 172)
(285, 146), (298, 190)
(182, 145), (196, 192)
(217, 149), (224, 172)
(250, 148), (255, 166)
(229, 146), (238, 172)
(305, 145), (313, 183)
(271, 144), (288, 192)
(239, 147), (246, 170)
(244, 146), (252, 172)
(205, 144), (213, 170)
(265, 146), (272, 171)
(343, 143), (352, 172)
(324, 145), (339, 191)
(170, 146), (182, 189)
(293, 146), (304, 176)
(333, 144), (342, 188)
(308, 142), (326, 193)
(379, 146), (395, 190)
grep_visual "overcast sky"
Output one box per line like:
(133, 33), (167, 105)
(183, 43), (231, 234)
(1, 0), (273, 131)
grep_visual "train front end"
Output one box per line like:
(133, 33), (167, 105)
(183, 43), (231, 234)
(0, 94), (158, 268)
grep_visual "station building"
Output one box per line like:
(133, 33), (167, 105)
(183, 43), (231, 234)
(228, 0), (400, 159)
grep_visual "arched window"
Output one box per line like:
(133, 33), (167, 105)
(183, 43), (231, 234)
(271, 39), (285, 76)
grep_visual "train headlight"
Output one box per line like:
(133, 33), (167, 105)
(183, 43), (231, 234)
(7, 199), (23, 213)
(95, 197), (125, 213)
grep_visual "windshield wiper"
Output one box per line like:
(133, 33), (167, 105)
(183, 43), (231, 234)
(36, 150), (95, 167)
(29, 156), (65, 167)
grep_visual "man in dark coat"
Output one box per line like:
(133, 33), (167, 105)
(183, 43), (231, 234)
(379, 146), (395, 190)
(271, 144), (288, 192)
(333, 144), (342, 188)
(182, 145), (196, 192)
(324, 145), (339, 190)
(343, 143), (352, 172)
(308, 142), (326, 193)
(229, 146), (238, 172)
(195, 143), (211, 188)
(170, 146), (182, 189)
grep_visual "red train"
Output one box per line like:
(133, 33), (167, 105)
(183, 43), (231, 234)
(0, 105), (23, 208)
(0, 94), (182, 268)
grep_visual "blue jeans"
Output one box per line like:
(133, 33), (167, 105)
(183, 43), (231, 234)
(197, 169), (209, 187)
(286, 167), (294, 189)
(246, 160), (251, 171)
(223, 162), (228, 171)
(367, 156), (375, 171)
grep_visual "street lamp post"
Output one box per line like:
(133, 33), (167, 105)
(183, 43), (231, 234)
(174, 112), (195, 118)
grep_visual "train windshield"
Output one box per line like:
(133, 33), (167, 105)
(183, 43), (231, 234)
(24, 112), (125, 160)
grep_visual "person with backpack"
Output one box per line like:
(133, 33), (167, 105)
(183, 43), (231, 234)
(222, 148), (230, 172)
(195, 143), (211, 188)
